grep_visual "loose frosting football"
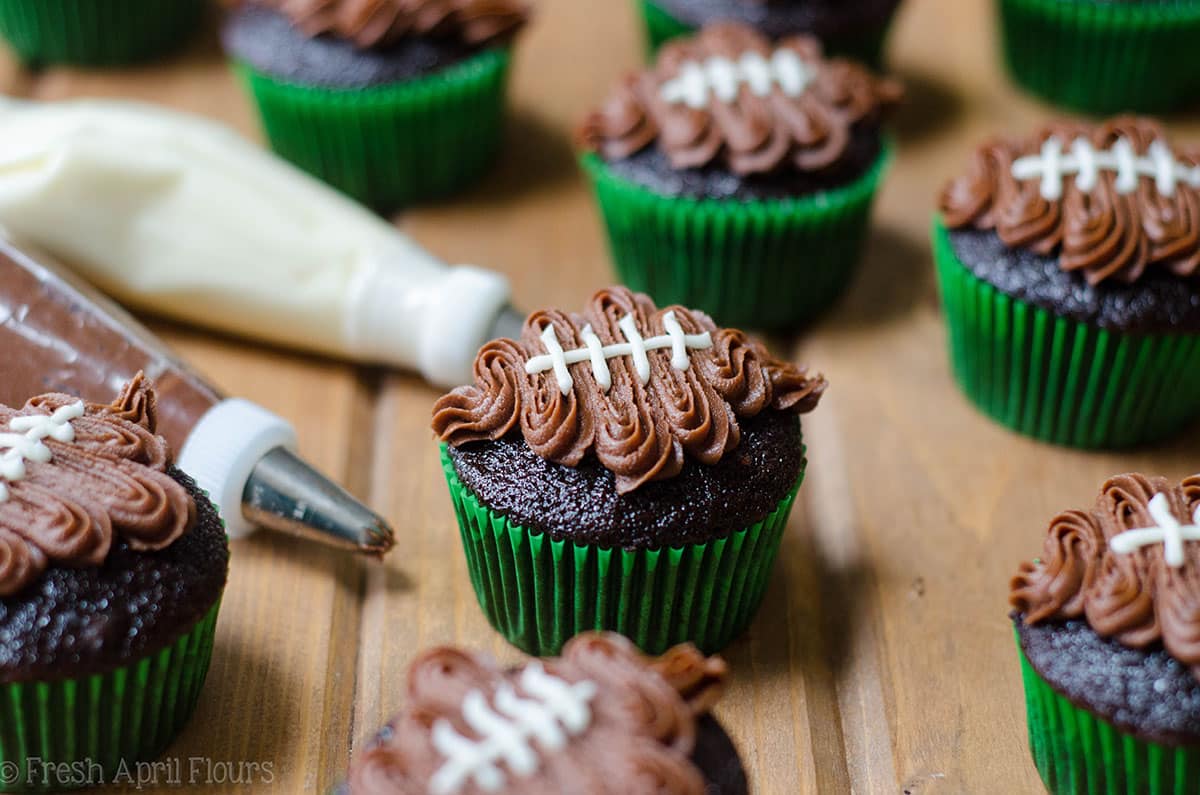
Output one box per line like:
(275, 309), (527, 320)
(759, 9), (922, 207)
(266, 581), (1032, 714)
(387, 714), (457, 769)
(580, 22), (901, 176)
(940, 116), (1200, 286)
(1012, 473), (1200, 681)
(0, 374), (194, 597)
(255, 0), (529, 49)
(432, 287), (826, 494)
(346, 632), (728, 795)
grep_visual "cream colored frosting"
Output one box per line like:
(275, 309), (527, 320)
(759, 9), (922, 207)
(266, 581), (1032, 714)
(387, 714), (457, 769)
(0, 98), (510, 388)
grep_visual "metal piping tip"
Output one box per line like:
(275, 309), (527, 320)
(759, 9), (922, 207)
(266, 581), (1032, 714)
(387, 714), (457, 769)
(241, 446), (395, 556)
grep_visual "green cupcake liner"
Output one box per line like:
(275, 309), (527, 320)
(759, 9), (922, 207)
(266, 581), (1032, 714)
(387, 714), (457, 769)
(441, 443), (805, 657)
(0, 0), (206, 66)
(581, 146), (890, 330)
(234, 48), (511, 211)
(998, 0), (1200, 114)
(1017, 638), (1200, 795)
(640, 0), (693, 52)
(637, 0), (892, 66)
(0, 600), (221, 793)
(932, 219), (1200, 449)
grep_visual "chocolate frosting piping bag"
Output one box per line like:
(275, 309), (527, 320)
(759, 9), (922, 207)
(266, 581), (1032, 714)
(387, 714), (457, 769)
(0, 236), (395, 554)
(0, 97), (522, 388)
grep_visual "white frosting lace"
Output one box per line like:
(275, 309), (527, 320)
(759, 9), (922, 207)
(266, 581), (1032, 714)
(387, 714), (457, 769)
(525, 310), (713, 395)
(660, 49), (816, 109)
(0, 402), (84, 503)
(429, 662), (598, 794)
(1109, 493), (1200, 569)
(1012, 137), (1200, 201)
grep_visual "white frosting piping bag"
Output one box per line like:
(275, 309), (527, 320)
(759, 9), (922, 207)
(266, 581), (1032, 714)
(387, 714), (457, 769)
(0, 97), (522, 388)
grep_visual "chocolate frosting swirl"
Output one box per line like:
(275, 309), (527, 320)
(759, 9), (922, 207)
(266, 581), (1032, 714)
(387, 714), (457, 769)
(580, 22), (901, 177)
(256, 0), (529, 49)
(432, 287), (826, 493)
(98, 371), (159, 431)
(0, 376), (194, 597)
(1012, 473), (1200, 681)
(940, 116), (1200, 286)
(346, 632), (728, 795)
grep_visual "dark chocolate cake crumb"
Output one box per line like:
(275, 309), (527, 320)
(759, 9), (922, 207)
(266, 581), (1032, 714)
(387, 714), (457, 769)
(222, 3), (482, 89)
(448, 411), (804, 550)
(1015, 613), (1200, 746)
(0, 469), (229, 683)
(948, 227), (1200, 334)
(692, 715), (749, 795)
(602, 127), (883, 202)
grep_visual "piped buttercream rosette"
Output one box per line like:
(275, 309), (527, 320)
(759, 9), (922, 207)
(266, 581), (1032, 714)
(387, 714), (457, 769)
(580, 22), (901, 176)
(432, 287), (826, 493)
(0, 375), (194, 597)
(941, 116), (1200, 286)
(346, 632), (728, 795)
(1012, 472), (1200, 680)
(253, 0), (530, 49)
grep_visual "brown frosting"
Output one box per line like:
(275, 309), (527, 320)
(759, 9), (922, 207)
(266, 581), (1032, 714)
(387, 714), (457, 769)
(0, 241), (225, 456)
(258, 0), (530, 49)
(580, 22), (901, 176)
(0, 376), (194, 597)
(1012, 473), (1200, 680)
(940, 116), (1200, 286)
(346, 632), (729, 795)
(97, 371), (160, 430)
(432, 287), (826, 494)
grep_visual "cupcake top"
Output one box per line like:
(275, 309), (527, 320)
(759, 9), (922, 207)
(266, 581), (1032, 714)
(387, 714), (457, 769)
(581, 22), (901, 179)
(345, 632), (729, 794)
(0, 374), (194, 598)
(224, 0), (531, 88)
(1012, 473), (1200, 680)
(251, 0), (530, 49)
(941, 116), (1200, 287)
(432, 286), (825, 495)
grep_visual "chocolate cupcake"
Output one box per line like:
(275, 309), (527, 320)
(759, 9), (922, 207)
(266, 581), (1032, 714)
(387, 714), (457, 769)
(343, 632), (747, 794)
(580, 23), (901, 329)
(432, 287), (825, 656)
(222, 0), (530, 210)
(1011, 473), (1200, 794)
(0, 375), (228, 792)
(0, 0), (207, 66)
(639, 0), (904, 67)
(935, 116), (1200, 449)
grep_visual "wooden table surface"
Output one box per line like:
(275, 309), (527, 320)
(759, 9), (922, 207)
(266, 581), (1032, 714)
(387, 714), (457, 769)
(5, 0), (1198, 792)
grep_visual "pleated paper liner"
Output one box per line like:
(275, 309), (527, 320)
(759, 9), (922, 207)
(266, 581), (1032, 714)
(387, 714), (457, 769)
(1018, 640), (1200, 795)
(932, 220), (1200, 449)
(234, 48), (511, 212)
(581, 145), (891, 331)
(640, 0), (692, 53)
(0, 600), (221, 793)
(998, 0), (1200, 114)
(0, 0), (206, 66)
(441, 443), (805, 657)
(637, 0), (892, 66)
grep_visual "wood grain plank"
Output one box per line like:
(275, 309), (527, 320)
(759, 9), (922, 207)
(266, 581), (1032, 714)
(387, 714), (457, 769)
(352, 0), (651, 751)
(1, 0), (1198, 792)
(357, 3), (856, 795)
(136, 341), (368, 795)
(22, 24), (371, 788)
(801, 1), (1200, 793)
